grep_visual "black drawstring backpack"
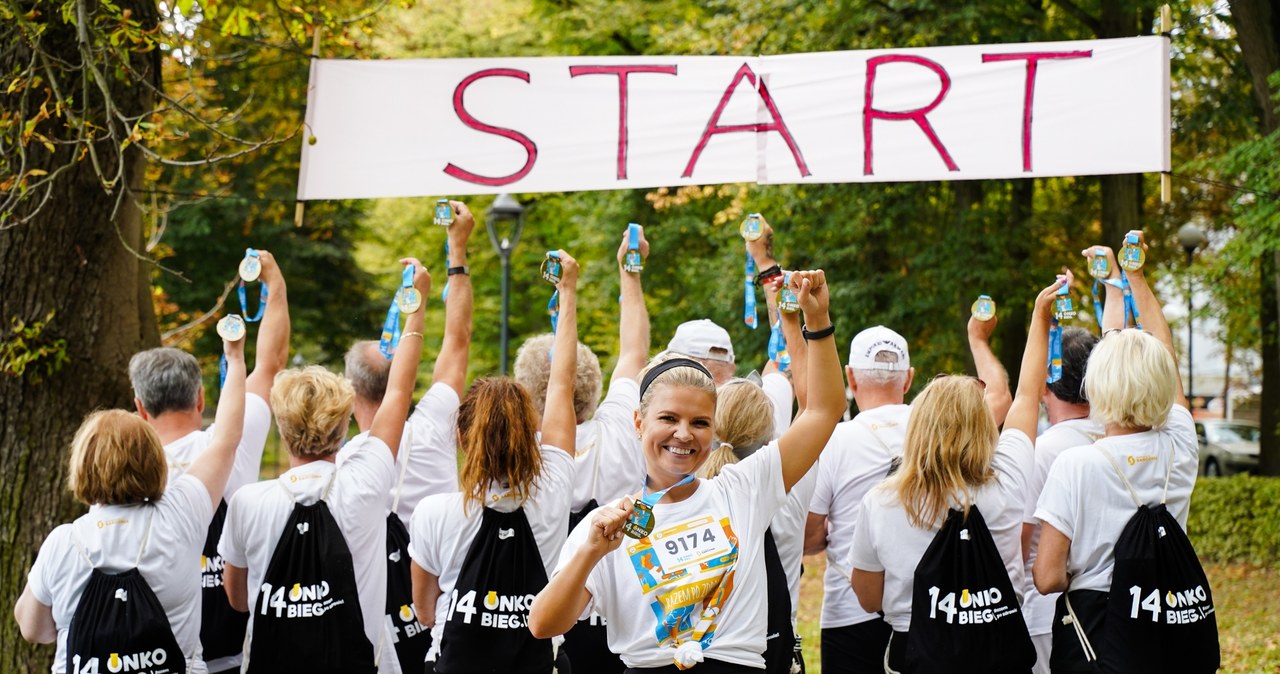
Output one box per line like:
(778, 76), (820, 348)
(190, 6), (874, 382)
(386, 432), (433, 674)
(67, 512), (187, 674)
(433, 506), (553, 674)
(904, 504), (1035, 674)
(200, 499), (249, 668)
(245, 477), (376, 674)
(1062, 444), (1219, 674)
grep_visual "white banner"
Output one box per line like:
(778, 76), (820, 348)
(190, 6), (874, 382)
(297, 37), (1168, 200)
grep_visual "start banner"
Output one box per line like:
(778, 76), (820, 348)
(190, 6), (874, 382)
(296, 36), (1168, 200)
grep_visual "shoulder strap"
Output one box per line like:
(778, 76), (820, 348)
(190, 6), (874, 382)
(1159, 434), (1176, 505)
(1094, 445), (1142, 509)
(67, 521), (94, 568)
(322, 469), (338, 501)
(391, 424), (413, 514)
(587, 431), (602, 501)
(134, 509), (156, 567)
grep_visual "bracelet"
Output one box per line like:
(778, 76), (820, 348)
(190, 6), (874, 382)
(802, 323), (835, 341)
(754, 264), (782, 286)
(401, 331), (425, 340)
(447, 265), (470, 276)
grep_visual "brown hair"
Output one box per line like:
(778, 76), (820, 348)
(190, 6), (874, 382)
(457, 378), (544, 513)
(68, 410), (168, 505)
(894, 375), (998, 529)
(271, 366), (356, 458)
(698, 380), (774, 479)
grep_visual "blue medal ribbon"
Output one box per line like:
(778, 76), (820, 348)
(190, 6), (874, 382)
(1090, 273), (1143, 330)
(768, 320), (790, 373)
(625, 223), (643, 272)
(744, 253), (758, 329)
(640, 473), (696, 509)
(1047, 282), (1070, 383)
(442, 241), (450, 304)
(548, 290), (559, 334)
(379, 266), (415, 360)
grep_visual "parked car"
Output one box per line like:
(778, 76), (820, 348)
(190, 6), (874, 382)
(1195, 419), (1261, 477)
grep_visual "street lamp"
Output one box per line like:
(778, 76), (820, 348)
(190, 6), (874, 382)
(487, 193), (526, 375)
(1178, 223), (1208, 409)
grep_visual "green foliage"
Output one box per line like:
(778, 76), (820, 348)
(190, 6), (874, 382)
(1188, 475), (1280, 567)
(0, 310), (69, 383)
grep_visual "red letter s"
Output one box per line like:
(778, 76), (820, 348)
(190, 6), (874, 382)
(444, 69), (538, 187)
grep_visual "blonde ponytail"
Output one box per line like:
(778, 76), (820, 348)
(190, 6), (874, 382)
(698, 442), (740, 479)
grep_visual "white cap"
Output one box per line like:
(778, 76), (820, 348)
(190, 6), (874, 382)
(848, 326), (910, 371)
(667, 319), (735, 363)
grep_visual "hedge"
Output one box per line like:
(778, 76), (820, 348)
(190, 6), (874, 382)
(1187, 474), (1280, 567)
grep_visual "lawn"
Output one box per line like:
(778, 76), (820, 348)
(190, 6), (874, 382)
(795, 556), (1280, 674)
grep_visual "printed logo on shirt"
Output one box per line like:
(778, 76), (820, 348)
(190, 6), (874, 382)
(201, 554), (225, 588)
(1127, 454), (1157, 466)
(96, 518), (129, 529)
(444, 588), (535, 629)
(926, 586), (1019, 625)
(72, 648), (171, 674)
(498, 528), (515, 540)
(1127, 584), (1214, 625)
(257, 581), (345, 619)
(385, 603), (429, 642)
(626, 515), (738, 647)
(288, 473), (323, 483)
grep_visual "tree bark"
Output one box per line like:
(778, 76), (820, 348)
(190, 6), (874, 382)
(0, 2), (161, 669)
(999, 179), (1034, 379)
(1096, 0), (1152, 247)
(1228, 0), (1280, 475)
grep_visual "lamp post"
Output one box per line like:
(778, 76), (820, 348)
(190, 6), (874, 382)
(487, 194), (526, 375)
(1178, 223), (1207, 409)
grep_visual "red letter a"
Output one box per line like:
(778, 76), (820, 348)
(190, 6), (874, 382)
(682, 63), (810, 179)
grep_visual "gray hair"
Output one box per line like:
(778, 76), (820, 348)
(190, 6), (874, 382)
(128, 347), (202, 416)
(344, 340), (391, 403)
(852, 368), (909, 389)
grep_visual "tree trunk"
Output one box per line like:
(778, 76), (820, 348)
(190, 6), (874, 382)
(999, 179), (1034, 379)
(0, 2), (161, 669)
(1228, 0), (1280, 475)
(1096, 0), (1151, 247)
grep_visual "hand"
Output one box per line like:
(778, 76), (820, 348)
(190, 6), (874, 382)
(256, 249), (282, 283)
(223, 333), (246, 363)
(555, 250), (579, 290)
(745, 215), (776, 267)
(1079, 245), (1120, 280)
(616, 225), (650, 269)
(792, 269), (830, 318)
(400, 257), (431, 296)
(967, 312), (998, 342)
(586, 497), (636, 556)
(448, 201), (476, 247)
(1034, 269), (1074, 317)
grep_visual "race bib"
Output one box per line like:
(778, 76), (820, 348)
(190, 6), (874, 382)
(651, 516), (732, 572)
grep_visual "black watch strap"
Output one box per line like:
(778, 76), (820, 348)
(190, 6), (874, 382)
(447, 265), (470, 276)
(802, 323), (836, 341)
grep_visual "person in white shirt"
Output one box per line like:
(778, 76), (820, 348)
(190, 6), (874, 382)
(1034, 236), (1197, 673)
(127, 249), (288, 674)
(849, 274), (1062, 671)
(1020, 327), (1102, 674)
(16, 337), (247, 674)
(340, 201), (476, 522)
(529, 270), (845, 673)
(409, 251), (581, 674)
(219, 258), (429, 674)
(805, 317), (1010, 674)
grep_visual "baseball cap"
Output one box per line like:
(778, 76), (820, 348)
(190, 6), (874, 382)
(667, 319), (735, 363)
(848, 326), (910, 372)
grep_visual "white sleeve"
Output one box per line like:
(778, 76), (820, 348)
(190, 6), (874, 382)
(159, 473), (215, 550)
(762, 372), (794, 439)
(27, 525), (72, 606)
(590, 377), (645, 500)
(1024, 448), (1053, 524)
(1034, 456), (1078, 542)
(993, 428), (1033, 505)
(532, 445), (576, 573)
(553, 513), (603, 619)
(807, 455), (834, 517)
(336, 434), (398, 514)
(715, 442), (788, 530)
(408, 495), (448, 576)
(218, 487), (252, 568)
(848, 492), (883, 573)
(397, 383), (462, 521)
(225, 393), (271, 500)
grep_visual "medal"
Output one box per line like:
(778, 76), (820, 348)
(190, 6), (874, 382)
(1053, 283), (1076, 321)
(623, 223), (643, 273)
(1119, 233), (1145, 272)
(238, 249), (261, 282)
(778, 272), (800, 313)
(541, 251), (562, 285)
(740, 213), (763, 241)
(396, 287), (422, 313)
(971, 295), (996, 322)
(1089, 249), (1111, 280)
(433, 199), (454, 227)
(622, 500), (655, 539)
(216, 314), (246, 342)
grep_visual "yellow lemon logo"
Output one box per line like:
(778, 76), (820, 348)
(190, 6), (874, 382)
(399, 604), (414, 622)
(960, 589), (971, 605)
(1127, 455), (1136, 466)
(1167, 591), (1176, 607)
(108, 653), (122, 672)
(484, 591), (499, 610)
(97, 521), (105, 529)
(289, 583), (302, 601)
(201, 555), (207, 569)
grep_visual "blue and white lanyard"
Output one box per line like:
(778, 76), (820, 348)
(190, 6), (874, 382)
(768, 320), (790, 372)
(238, 250), (268, 323)
(1090, 272), (1143, 330)
(442, 241), (450, 304)
(639, 473), (696, 511)
(379, 265), (414, 360)
(744, 253), (758, 329)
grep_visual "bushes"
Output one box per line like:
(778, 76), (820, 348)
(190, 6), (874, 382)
(1187, 475), (1280, 567)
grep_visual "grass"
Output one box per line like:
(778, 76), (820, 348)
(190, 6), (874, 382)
(795, 555), (1280, 674)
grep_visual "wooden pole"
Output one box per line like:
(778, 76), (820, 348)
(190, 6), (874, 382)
(295, 26), (323, 227)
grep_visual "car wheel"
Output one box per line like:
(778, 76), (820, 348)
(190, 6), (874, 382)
(1204, 458), (1221, 477)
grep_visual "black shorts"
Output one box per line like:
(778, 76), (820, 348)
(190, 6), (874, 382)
(821, 619), (891, 674)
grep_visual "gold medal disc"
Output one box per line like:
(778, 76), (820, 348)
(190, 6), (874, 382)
(740, 215), (762, 242)
(1089, 254), (1111, 280)
(217, 315), (246, 341)
(621, 500), (655, 539)
(971, 296), (996, 322)
(1119, 245), (1145, 272)
(239, 256), (262, 283)
(397, 287), (422, 313)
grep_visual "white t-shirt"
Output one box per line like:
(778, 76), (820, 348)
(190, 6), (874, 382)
(28, 475), (214, 674)
(1021, 418), (1103, 636)
(771, 465), (818, 624)
(849, 429), (1033, 633)
(556, 443), (788, 669)
(572, 377), (644, 512)
(163, 392), (272, 501)
(336, 382), (461, 525)
(808, 404), (910, 628)
(1034, 405), (1198, 593)
(762, 372), (794, 440)
(219, 435), (401, 673)
(408, 444), (575, 658)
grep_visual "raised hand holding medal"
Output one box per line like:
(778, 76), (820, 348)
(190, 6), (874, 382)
(237, 248), (269, 323)
(622, 223), (646, 273)
(1119, 231), (1146, 272)
(216, 314), (246, 342)
(971, 295), (996, 322)
(540, 251), (562, 285)
(396, 265), (423, 313)
(433, 198), (454, 227)
(379, 261), (429, 360)
(740, 213), (763, 241)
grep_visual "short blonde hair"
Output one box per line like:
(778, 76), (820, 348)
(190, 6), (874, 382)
(1085, 329), (1177, 430)
(698, 380), (774, 479)
(638, 353), (717, 417)
(68, 410), (168, 505)
(271, 366), (355, 458)
(513, 334), (602, 423)
(895, 375), (998, 529)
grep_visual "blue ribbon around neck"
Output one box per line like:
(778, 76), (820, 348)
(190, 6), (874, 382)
(640, 473), (697, 509)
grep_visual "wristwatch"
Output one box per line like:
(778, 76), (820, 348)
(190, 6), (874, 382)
(446, 265), (470, 276)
